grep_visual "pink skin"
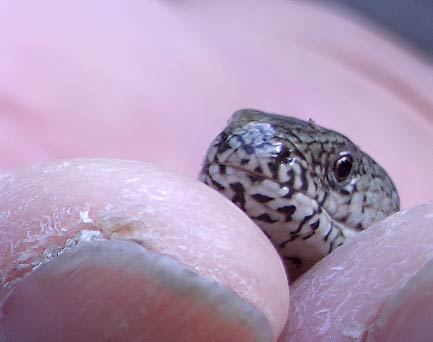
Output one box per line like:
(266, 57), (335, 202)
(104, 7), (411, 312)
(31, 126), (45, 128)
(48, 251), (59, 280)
(0, 159), (288, 340)
(280, 203), (433, 341)
(0, 0), (432, 340)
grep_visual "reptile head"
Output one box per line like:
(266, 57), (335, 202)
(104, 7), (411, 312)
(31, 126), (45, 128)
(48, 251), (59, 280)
(199, 109), (400, 276)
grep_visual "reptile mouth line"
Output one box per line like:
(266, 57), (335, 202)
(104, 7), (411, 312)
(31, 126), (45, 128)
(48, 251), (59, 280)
(200, 109), (400, 280)
(203, 160), (361, 235)
(204, 160), (324, 211)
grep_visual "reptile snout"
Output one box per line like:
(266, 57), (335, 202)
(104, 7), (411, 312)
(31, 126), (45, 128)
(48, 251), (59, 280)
(200, 109), (399, 278)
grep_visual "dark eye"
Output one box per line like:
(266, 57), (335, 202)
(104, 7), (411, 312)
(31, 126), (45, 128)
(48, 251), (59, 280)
(334, 155), (353, 182)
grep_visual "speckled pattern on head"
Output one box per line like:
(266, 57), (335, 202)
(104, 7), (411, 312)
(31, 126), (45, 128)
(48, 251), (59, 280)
(199, 109), (400, 278)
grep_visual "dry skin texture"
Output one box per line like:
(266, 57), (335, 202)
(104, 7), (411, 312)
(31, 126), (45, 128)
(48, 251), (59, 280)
(281, 203), (433, 341)
(0, 159), (289, 340)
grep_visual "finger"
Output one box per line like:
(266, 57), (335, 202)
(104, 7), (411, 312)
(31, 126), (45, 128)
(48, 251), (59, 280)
(1, 1), (432, 206)
(280, 202), (433, 341)
(0, 159), (289, 340)
(367, 258), (433, 342)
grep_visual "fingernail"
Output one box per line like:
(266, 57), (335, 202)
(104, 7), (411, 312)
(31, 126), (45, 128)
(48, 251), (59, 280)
(0, 240), (274, 341)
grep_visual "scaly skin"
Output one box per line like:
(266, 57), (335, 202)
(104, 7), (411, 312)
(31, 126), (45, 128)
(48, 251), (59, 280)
(200, 109), (400, 278)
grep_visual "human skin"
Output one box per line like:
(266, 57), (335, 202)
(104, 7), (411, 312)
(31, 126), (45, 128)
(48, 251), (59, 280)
(0, 0), (433, 341)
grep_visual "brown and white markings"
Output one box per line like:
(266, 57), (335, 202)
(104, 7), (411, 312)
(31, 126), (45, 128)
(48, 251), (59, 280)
(199, 109), (400, 279)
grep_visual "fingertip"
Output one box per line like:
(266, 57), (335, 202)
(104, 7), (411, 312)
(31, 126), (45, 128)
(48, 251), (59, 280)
(0, 159), (289, 340)
(280, 202), (433, 341)
(366, 259), (433, 342)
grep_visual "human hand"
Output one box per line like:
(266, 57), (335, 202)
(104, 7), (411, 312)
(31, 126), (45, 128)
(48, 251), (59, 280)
(0, 159), (289, 340)
(1, 1), (432, 341)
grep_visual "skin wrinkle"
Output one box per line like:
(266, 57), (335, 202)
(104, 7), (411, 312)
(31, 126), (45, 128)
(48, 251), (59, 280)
(284, 203), (433, 341)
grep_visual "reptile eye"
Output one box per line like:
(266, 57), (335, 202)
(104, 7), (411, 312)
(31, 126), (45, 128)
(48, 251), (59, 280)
(334, 154), (353, 182)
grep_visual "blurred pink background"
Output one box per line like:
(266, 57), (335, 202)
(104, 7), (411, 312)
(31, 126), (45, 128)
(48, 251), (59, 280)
(0, 1), (432, 207)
